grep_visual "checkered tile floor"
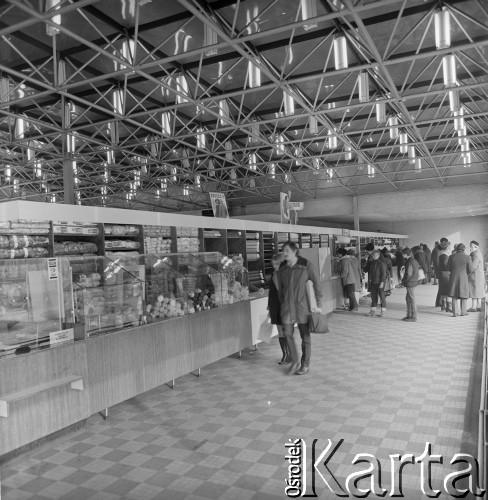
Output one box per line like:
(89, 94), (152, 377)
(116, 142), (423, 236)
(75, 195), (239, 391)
(1, 284), (483, 499)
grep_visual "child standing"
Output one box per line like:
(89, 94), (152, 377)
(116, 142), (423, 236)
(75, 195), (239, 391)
(365, 249), (388, 317)
(268, 253), (289, 364)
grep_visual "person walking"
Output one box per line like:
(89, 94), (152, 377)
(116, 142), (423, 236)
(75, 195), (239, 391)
(401, 247), (419, 322)
(278, 241), (322, 375)
(468, 240), (485, 312)
(268, 253), (289, 364)
(447, 243), (474, 317)
(438, 240), (453, 313)
(365, 249), (388, 317)
(347, 248), (363, 306)
(338, 248), (361, 311)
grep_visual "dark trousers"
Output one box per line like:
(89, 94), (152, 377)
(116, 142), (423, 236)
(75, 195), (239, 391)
(283, 323), (311, 367)
(406, 287), (417, 318)
(344, 284), (359, 310)
(369, 284), (386, 308)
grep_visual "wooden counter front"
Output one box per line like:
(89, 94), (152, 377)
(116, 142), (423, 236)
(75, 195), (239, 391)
(0, 301), (253, 456)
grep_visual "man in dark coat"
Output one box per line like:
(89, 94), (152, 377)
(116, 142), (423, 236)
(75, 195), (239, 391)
(365, 249), (388, 317)
(401, 247), (419, 322)
(447, 243), (474, 317)
(395, 246), (405, 286)
(421, 244), (432, 283)
(431, 241), (441, 286)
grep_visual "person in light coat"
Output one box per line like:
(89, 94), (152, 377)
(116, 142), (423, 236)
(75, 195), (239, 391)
(468, 241), (485, 312)
(338, 248), (361, 312)
(278, 241), (322, 376)
(447, 243), (474, 317)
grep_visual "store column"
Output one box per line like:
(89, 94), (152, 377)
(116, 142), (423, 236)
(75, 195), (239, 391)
(63, 158), (75, 205)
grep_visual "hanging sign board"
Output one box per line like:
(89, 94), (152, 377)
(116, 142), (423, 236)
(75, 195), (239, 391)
(342, 228), (351, 237)
(209, 192), (229, 218)
(288, 202), (304, 211)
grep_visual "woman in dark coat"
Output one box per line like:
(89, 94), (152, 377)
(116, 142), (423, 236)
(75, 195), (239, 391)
(413, 246), (429, 284)
(421, 244), (432, 282)
(437, 242), (452, 312)
(278, 241), (322, 375)
(447, 243), (474, 317)
(268, 253), (289, 364)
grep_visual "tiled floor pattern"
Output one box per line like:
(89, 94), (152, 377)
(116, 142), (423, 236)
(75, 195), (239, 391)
(1, 284), (482, 500)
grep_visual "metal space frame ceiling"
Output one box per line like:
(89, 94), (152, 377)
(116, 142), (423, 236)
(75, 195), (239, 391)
(0, 0), (488, 213)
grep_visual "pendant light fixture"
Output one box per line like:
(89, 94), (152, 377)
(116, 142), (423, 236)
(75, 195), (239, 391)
(453, 108), (464, 131)
(333, 36), (348, 70)
(457, 128), (468, 146)
(248, 119), (260, 144)
(57, 60), (66, 86)
(399, 132), (408, 154)
(388, 116), (399, 139)
(463, 152), (471, 166)
(224, 141), (233, 161)
(247, 61), (261, 89)
(161, 112), (171, 136)
(326, 167), (334, 182)
(309, 115), (318, 135)
(408, 145), (416, 165)
(269, 163), (276, 179)
(249, 178), (256, 188)
(449, 90), (460, 113)
(203, 23), (218, 57)
(328, 129), (337, 149)
(249, 153), (257, 171)
(45, 0), (61, 36)
(218, 99), (231, 126)
(358, 72), (369, 103)
(415, 158), (422, 172)
(301, 0), (317, 31)
(367, 164), (375, 178)
(434, 8), (451, 50)
(283, 91), (295, 116)
(14, 116), (25, 140)
(0, 78), (10, 109)
(112, 89), (124, 115)
(230, 168), (237, 183)
(197, 127), (206, 149)
(208, 159), (215, 177)
(376, 101), (386, 123)
(344, 145), (352, 160)
(175, 74), (189, 103)
(442, 54), (456, 87)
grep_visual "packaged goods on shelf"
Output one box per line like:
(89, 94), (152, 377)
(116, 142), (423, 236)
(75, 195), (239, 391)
(144, 237), (171, 254)
(176, 227), (199, 237)
(3, 235), (49, 249)
(0, 248), (49, 259)
(104, 225), (139, 236)
(176, 237), (200, 252)
(203, 230), (222, 238)
(105, 251), (141, 262)
(0, 220), (50, 234)
(53, 225), (99, 235)
(54, 241), (98, 255)
(105, 240), (140, 250)
(143, 225), (171, 237)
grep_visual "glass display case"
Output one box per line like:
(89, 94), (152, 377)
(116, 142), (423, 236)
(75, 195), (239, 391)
(0, 257), (74, 357)
(67, 255), (144, 336)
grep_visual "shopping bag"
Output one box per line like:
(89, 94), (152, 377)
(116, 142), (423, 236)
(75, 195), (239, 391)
(308, 312), (329, 334)
(258, 316), (274, 343)
(418, 268), (426, 281)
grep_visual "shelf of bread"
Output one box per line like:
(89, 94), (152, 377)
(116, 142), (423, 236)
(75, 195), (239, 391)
(0, 220), (50, 259)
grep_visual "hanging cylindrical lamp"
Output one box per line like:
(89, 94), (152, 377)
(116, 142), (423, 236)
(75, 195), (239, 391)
(249, 153), (257, 171)
(249, 178), (256, 188)
(434, 8), (451, 50)
(309, 115), (318, 135)
(218, 99), (231, 126)
(197, 127), (206, 149)
(358, 72), (369, 103)
(0, 77), (10, 110)
(367, 164), (374, 178)
(57, 60), (66, 86)
(463, 152), (471, 166)
(14, 116), (25, 140)
(27, 145), (34, 162)
(344, 145), (352, 160)
(326, 167), (333, 182)
(448, 90), (460, 113)
(249, 119), (260, 143)
(175, 74), (189, 103)
(408, 145), (416, 164)
(283, 91), (295, 116)
(161, 112), (171, 136)
(225, 141), (233, 161)
(230, 168), (237, 183)
(248, 61), (261, 89)
(415, 158), (422, 172)
(203, 22), (218, 57)
(113, 89), (124, 115)
(194, 174), (201, 189)
(269, 163), (276, 179)
(376, 101), (386, 123)
(208, 159), (215, 177)
(358, 159), (365, 170)
(388, 116), (399, 140)
(45, 0), (61, 36)
(461, 140), (470, 156)
(442, 54), (456, 87)
(399, 132), (408, 153)
(453, 108), (464, 131)
(458, 128), (468, 146)
(328, 129), (337, 149)
(333, 35), (348, 70)
(301, 0), (317, 31)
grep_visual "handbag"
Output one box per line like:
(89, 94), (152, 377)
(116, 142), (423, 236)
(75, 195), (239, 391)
(258, 316), (274, 343)
(308, 312), (329, 334)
